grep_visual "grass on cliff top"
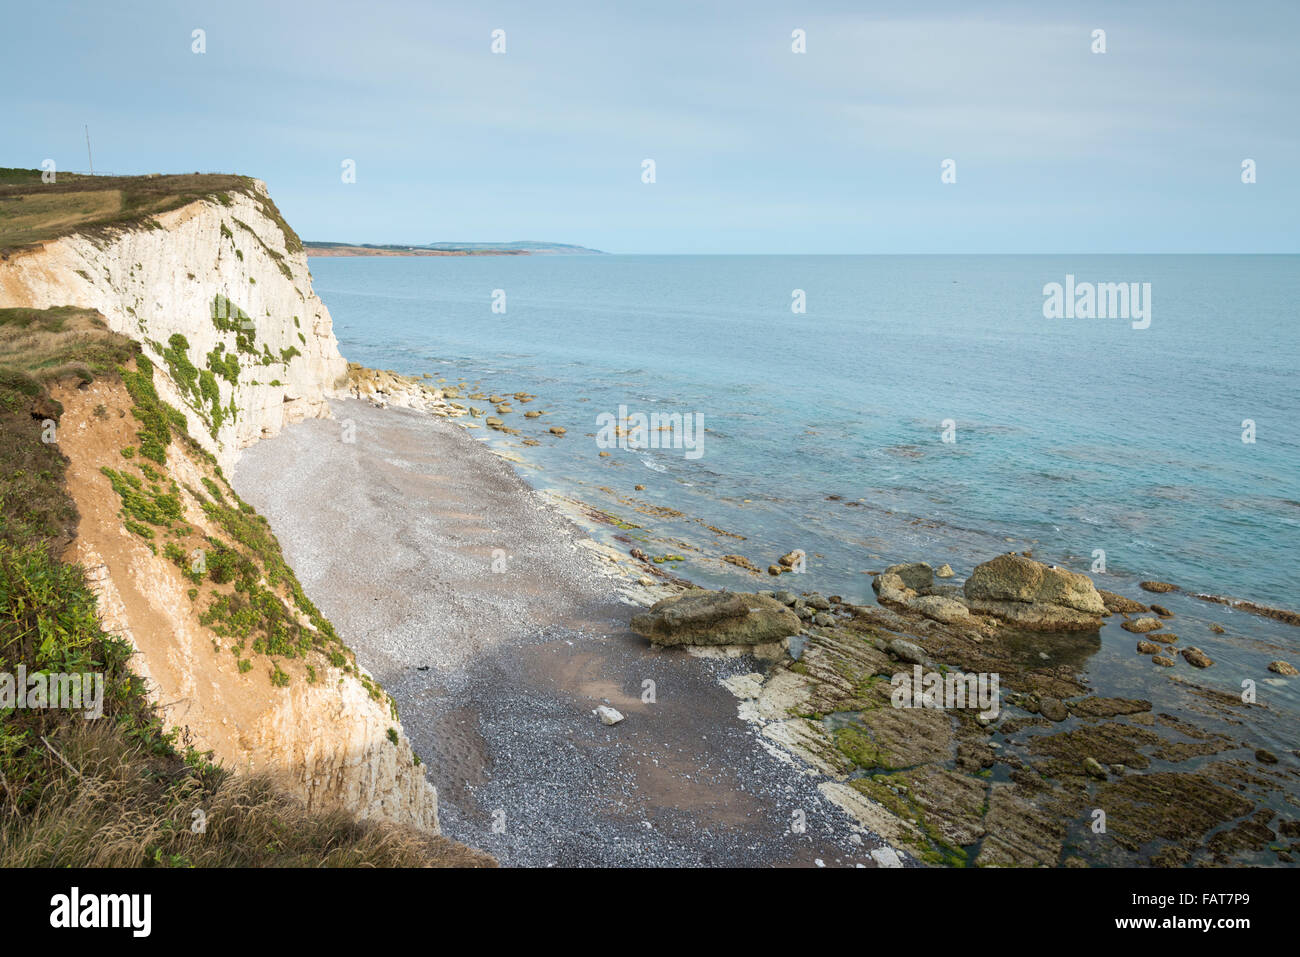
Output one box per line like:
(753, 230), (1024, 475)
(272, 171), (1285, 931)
(0, 305), (138, 386)
(0, 326), (486, 867)
(0, 169), (302, 254)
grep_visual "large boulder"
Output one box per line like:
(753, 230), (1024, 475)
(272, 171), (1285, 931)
(963, 554), (1105, 632)
(872, 562), (934, 608)
(965, 553), (1105, 614)
(1121, 617), (1164, 634)
(630, 590), (801, 647)
(883, 562), (934, 592)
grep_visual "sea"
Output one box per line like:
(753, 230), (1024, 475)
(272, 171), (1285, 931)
(310, 253), (1299, 611)
(308, 252), (1300, 833)
(309, 250), (1300, 832)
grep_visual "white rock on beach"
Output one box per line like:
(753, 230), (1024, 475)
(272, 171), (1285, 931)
(721, 672), (766, 700)
(871, 847), (903, 868)
(593, 706), (625, 726)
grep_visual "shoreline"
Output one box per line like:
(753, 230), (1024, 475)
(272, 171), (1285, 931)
(235, 369), (1300, 866)
(232, 398), (892, 866)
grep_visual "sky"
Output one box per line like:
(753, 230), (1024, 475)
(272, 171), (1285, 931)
(5, 0), (1298, 253)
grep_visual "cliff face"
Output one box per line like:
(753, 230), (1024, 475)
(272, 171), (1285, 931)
(0, 180), (440, 834)
(0, 181), (346, 472)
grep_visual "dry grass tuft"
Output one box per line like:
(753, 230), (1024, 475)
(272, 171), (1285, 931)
(0, 306), (137, 385)
(0, 720), (493, 868)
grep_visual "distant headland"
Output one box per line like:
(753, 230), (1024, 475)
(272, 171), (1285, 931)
(303, 240), (605, 257)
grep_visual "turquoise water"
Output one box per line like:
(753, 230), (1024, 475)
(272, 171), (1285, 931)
(310, 254), (1299, 612)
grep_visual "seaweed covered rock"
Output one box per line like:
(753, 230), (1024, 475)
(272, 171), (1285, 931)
(1099, 589), (1149, 615)
(1122, 617), (1165, 633)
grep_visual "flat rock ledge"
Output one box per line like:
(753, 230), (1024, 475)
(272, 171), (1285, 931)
(630, 589), (801, 646)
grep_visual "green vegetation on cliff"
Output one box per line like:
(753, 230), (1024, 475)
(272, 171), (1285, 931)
(0, 305), (481, 867)
(106, 355), (356, 682)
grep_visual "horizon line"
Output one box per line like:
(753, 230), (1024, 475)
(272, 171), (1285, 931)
(304, 249), (1300, 256)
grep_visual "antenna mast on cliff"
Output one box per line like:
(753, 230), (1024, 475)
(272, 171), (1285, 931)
(84, 125), (94, 175)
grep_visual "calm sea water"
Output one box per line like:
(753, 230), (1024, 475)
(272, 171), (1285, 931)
(309, 254), (1299, 611)
(305, 253), (1300, 835)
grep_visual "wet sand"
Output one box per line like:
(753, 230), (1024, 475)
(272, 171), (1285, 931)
(233, 399), (885, 866)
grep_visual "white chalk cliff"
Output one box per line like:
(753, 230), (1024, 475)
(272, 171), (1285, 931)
(0, 180), (440, 835)
(0, 180), (347, 472)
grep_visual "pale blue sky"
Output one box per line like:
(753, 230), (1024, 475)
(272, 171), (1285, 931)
(6, 0), (1297, 253)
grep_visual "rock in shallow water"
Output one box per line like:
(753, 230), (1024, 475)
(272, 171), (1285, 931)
(961, 553), (1106, 631)
(1099, 589), (1149, 614)
(876, 562), (933, 593)
(1139, 580), (1179, 593)
(964, 553), (1106, 614)
(1039, 697), (1069, 722)
(1122, 617), (1165, 633)
(722, 554), (760, 574)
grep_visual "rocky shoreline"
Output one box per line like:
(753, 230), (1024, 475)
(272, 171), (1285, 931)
(626, 556), (1300, 866)
(332, 364), (1300, 867)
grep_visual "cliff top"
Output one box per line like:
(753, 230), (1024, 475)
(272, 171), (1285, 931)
(0, 169), (300, 255)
